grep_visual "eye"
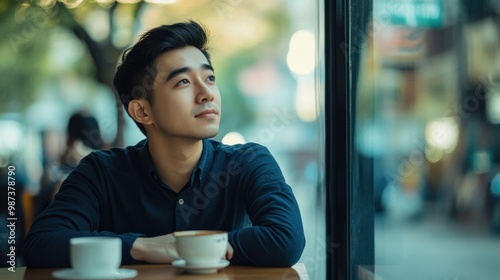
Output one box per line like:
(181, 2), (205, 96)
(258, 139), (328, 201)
(176, 79), (189, 86)
(207, 75), (216, 83)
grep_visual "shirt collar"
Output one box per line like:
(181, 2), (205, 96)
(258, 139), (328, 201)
(137, 138), (215, 185)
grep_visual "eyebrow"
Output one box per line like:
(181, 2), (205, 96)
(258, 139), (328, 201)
(166, 63), (214, 82)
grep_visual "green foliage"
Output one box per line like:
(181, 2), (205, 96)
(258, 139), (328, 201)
(0, 0), (292, 142)
(0, 4), (54, 112)
(0, 2), (97, 113)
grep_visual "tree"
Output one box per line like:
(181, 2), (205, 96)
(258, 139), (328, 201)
(1, 0), (143, 146)
(1, 0), (290, 146)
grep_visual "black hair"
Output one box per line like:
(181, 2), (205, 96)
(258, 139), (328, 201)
(67, 112), (104, 150)
(113, 20), (211, 136)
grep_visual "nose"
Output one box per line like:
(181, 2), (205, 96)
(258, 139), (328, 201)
(196, 81), (215, 103)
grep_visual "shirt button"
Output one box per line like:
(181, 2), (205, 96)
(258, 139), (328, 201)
(178, 199), (184, 205)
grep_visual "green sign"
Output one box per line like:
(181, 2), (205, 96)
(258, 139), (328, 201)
(375, 0), (446, 28)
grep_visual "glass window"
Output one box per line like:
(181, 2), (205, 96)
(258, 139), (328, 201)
(352, 0), (500, 279)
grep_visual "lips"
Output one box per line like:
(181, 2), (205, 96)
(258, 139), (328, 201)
(195, 109), (218, 118)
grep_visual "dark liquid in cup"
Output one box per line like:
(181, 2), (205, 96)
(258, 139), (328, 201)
(175, 230), (226, 237)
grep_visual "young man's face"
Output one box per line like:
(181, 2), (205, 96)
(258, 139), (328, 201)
(148, 46), (221, 140)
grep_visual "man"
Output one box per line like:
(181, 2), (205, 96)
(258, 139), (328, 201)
(23, 21), (305, 268)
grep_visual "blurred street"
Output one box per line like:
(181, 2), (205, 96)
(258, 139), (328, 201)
(374, 213), (500, 280)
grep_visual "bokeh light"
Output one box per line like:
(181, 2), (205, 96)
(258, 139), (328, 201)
(221, 131), (246, 145)
(287, 30), (316, 75)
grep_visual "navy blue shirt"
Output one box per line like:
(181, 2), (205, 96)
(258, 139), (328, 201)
(23, 139), (305, 268)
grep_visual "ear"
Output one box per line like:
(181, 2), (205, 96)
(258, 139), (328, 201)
(128, 99), (153, 126)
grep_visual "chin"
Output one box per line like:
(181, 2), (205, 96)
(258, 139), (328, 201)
(206, 131), (219, 139)
(196, 129), (219, 139)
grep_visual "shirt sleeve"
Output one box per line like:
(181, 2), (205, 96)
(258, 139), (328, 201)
(227, 144), (306, 266)
(22, 153), (143, 268)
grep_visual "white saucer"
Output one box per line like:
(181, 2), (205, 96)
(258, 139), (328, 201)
(172, 259), (229, 274)
(52, 268), (138, 280)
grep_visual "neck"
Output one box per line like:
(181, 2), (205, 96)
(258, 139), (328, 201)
(147, 136), (203, 193)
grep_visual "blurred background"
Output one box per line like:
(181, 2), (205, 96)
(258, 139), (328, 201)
(358, 0), (500, 279)
(0, 0), (325, 278)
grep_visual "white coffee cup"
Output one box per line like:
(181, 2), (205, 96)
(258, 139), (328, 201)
(70, 237), (122, 276)
(174, 230), (228, 266)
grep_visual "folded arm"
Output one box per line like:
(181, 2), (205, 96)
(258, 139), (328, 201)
(227, 145), (306, 266)
(23, 157), (142, 268)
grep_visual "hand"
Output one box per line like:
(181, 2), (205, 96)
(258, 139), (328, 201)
(131, 233), (179, 263)
(131, 233), (234, 263)
(226, 242), (234, 260)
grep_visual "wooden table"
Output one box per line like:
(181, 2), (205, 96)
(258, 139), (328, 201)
(0, 263), (309, 280)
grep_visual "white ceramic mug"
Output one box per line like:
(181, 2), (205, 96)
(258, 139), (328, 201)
(70, 237), (122, 276)
(174, 230), (228, 266)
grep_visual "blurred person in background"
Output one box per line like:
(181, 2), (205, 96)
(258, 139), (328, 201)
(23, 21), (305, 268)
(60, 111), (105, 172)
(35, 111), (104, 216)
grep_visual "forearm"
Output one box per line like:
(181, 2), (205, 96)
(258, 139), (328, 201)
(228, 224), (305, 266)
(229, 183), (306, 265)
(229, 145), (305, 265)
(23, 227), (142, 268)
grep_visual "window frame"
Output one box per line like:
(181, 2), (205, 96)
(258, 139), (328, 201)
(324, 0), (374, 279)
